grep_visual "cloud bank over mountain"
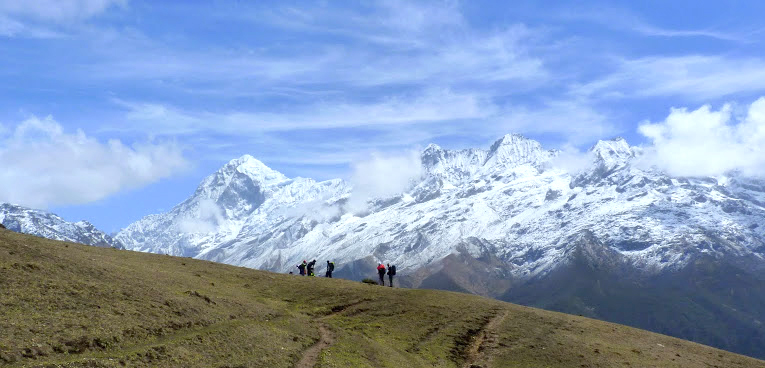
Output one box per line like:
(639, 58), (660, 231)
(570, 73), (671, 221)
(638, 97), (765, 177)
(0, 115), (189, 208)
(348, 151), (423, 214)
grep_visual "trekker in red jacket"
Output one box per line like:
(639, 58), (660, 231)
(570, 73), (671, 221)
(377, 263), (386, 286)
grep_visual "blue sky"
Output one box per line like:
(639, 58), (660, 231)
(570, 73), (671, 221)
(2, 0), (765, 232)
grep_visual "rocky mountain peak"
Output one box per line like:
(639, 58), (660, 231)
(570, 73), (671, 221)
(421, 143), (445, 166)
(74, 220), (96, 229)
(484, 133), (546, 169)
(193, 155), (288, 203)
(224, 155), (288, 185)
(424, 143), (443, 152)
(590, 138), (633, 167)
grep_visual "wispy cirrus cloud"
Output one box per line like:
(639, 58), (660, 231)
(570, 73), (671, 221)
(554, 5), (747, 42)
(573, 55), (765, 101)
(74, 18), (546, 94)
(0, 0), (126, 38)
(4, 1), (561, 171)
(113, 89), (495, 135)
(0, 14), (63, 38)
(110, 87), (615, 159)
(495, 99), (617, 145)
(630, 24), (744, 42)
(105, 90), (496, 173)
(0, 0), (127, 22)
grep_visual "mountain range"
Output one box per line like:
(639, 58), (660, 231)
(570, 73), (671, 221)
(0, 203), (122, 249)
(3, 133), (764, 358)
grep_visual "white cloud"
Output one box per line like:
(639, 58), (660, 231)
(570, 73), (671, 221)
(346, 151), (423, 215)
(0, 115), (189, 208)
(636, 97), (765, 177)
(549, 145), (593, 174)
(177, 199), (224, 234)
(0, 0), (126, 22)
(278, 199), (342, 224)
(575, 56), (765, 101)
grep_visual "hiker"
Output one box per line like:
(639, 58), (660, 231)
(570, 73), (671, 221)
(387, 263), (396, 287)
(307, 259), (316, 277)
(377, 263), (386, 286)
(326, 260), (335, 278)
(297, 260), (307, 276)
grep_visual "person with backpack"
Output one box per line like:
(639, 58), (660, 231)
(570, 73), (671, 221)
(377, 263), (386, 286)
(307, 260), (316, 277)
(387, 263), (396, 287)
(326, 260), (335, 278)
(297, 260), (307, 276)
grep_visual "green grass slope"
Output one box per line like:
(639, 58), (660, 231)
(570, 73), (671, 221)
(1, 228), (763, 368)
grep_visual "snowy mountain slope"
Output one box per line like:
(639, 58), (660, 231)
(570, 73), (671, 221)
(0, 203), (123, 248)
(116, 154), (351, 260)
(117, 134), (765, 279)
(115, 133), (765, 358)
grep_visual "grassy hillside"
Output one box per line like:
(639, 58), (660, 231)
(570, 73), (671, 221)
(399, 234), (765, 359)
(506, 252), (765, 359)
(1, 229), (763, 368)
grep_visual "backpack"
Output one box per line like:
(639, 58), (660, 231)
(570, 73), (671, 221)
(390, 265), (396, 276)
(329, 262), (335, 272)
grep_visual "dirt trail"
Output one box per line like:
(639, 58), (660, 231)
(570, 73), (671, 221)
(294, 323), (334, 368)
(462, 310), (509, 368)
(293, 301), (367, 368)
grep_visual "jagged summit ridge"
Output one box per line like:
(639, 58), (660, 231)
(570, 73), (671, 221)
(116, 133), (765, 284)
(115, 152), (350, 256)
(422, 134), (552, 185)
(225, 154), (288, 185)
(590, 137), (633, 167)
(0, 203), (122, 248)
(484, 133), (547, 168)
(196, 155), (288, 198)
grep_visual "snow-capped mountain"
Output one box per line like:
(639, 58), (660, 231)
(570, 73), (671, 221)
(116, 133), (765, 358)
(116, 155), (350, 261)
(117, 134), (765, 278)
(0, 203), (123, 248)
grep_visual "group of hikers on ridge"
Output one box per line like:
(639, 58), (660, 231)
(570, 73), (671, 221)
(295, 259), (335, 278)
(377, 263), (396, 287)
(293, 259), (397, 287)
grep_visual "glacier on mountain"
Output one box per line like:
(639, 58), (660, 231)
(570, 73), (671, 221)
(115, 134), (765, 279)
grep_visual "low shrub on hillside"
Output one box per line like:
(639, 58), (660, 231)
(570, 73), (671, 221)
(361, 278), (378, 285)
